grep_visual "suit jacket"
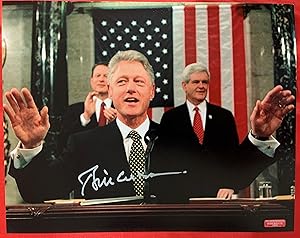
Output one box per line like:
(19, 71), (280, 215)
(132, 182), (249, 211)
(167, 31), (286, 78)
(10, 120), (159, 203)
(159, 102), (239, 150)
(149, 102), (276, 203)
(149, 135), (277, 203)
(57, 102), (112, 154)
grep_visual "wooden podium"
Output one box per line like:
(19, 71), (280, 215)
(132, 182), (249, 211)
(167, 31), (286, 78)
(6, 199), (294, 233)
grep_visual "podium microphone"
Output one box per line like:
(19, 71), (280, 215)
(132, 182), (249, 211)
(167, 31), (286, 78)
(143, 129), (158, 203)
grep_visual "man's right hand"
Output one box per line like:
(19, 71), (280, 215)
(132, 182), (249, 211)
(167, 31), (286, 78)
(3, 88), (50, 149)
(82, 91), (98, 121)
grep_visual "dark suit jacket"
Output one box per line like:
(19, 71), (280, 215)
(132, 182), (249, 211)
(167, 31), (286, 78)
(57, 102), (112, 154)
(10, 120), (159, 203)
(149, 102), (277, 203)
(159, 102), (239, 150)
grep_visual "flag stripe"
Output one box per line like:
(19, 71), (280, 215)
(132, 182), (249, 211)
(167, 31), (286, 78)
(220, 5), (234, 113)
(232, 5), (248, 140)
(196, 5), (210, 100)
(207, 5), (222, 106)
(184, 6), (197, 65)
(196, 5), (209, 68)
(173, 6), (186, 107)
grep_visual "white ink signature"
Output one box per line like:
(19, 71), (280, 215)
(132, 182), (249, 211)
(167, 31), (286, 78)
(78, 165), (187, 196)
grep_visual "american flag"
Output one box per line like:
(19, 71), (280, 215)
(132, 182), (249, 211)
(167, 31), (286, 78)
(93, 4), (248, 142)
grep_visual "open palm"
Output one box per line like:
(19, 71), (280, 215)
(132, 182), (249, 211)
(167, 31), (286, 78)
(4, 88), (50, 149)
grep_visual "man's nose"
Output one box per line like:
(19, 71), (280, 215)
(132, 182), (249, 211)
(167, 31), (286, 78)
(98, 76), (105, 82)
(126, 80), (137, 92)
(197, 81), (205, 87)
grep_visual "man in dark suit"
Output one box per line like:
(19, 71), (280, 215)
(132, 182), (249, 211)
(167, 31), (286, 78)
(160, 63), (239, 150)
(4, 51), (295, 203)
(152, 63), (293, 200)
(5, 50), (158, 202)
(57, 61), (117, 153)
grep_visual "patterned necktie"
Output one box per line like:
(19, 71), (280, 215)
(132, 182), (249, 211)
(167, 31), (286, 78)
(193, 107), (204, 144)
(98, 102), (106, 126)
(127, 130), (145, 196)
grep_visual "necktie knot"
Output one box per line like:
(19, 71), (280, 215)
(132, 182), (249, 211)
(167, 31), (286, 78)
(127, 130), (142, 141)
(194, 107), (199, 112)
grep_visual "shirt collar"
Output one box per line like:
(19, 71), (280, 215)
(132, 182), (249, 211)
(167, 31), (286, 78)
(186, 99), (207, 112)
(95, 97), (112, 107)
(116, 117), (150, 140)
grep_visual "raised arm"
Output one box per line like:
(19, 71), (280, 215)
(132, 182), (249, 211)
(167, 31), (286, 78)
(250, 85), (295, 138)
(3, 88), (50, 149)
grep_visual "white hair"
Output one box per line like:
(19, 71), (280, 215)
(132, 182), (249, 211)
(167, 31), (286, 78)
(182, 63), (210, 83)
(108, 50), (155, 84)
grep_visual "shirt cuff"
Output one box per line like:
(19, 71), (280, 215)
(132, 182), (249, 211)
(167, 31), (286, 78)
(80, 113), (91, 127)
(11, 141), (43, 169)
(248, 132), (280, 158)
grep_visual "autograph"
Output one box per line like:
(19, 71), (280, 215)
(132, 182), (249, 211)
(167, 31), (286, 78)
(78, 164), (187, 196)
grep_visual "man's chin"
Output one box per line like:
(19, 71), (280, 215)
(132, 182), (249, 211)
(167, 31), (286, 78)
(95, 88), (108, 93)
(195, 96), (206, 102)
(124, 111), (146, 120)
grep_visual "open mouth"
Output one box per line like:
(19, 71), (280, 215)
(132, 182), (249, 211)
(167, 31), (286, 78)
(124, 97), (139, 103)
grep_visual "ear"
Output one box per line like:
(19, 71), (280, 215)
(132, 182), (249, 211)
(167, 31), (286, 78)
(182, 81), (187, 91)
(150, 84), (155, 100)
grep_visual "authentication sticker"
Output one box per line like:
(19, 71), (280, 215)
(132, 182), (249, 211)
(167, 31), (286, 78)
(264, 219), (286, 228)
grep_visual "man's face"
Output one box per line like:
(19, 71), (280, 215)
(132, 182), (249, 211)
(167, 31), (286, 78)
(109, 61), (155, 122)
(90, 64), (109, 94)
(182, 71), (209, 105)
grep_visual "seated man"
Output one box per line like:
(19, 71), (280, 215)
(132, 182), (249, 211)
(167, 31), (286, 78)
(4, 50), (295, 203)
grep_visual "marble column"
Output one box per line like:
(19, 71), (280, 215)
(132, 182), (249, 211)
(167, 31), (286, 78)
(270, 4), (296, 195)
(31, 1), (68, 157)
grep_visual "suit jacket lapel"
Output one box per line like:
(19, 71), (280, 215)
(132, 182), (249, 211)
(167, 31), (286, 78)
(182, 103), (196, 134)
(204, 102), (214, 134)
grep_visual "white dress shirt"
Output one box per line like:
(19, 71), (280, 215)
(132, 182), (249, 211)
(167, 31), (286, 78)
(80, 97), (112, 126)
(116, 117), (150, 160)
(186, 99), (207, 129)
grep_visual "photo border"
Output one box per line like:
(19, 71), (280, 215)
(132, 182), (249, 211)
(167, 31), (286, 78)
(0, 0), (299, 237)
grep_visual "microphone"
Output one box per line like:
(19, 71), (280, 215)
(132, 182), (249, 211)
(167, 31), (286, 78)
(143, 129), (158, 203)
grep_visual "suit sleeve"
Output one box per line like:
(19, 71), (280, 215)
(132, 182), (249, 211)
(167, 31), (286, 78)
(221, 137), (278, 191)
(9, 137), (79, 203)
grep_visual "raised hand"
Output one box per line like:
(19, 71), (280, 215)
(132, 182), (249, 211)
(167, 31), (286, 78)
(250, 85), (295, 138)
(3, 88), (50, 149)
(82, 91), (98, 121)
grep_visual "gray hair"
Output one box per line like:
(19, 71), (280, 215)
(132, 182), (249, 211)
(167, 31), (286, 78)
(108, 50), (155, 84)
(182, 63), (210, 83)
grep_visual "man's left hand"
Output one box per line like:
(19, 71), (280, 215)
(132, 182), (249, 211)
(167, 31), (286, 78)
(250, 85), (295, 138)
